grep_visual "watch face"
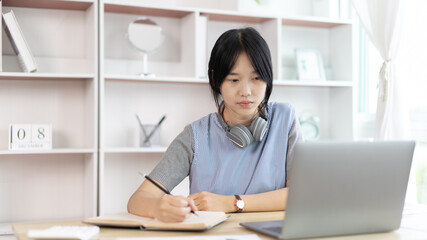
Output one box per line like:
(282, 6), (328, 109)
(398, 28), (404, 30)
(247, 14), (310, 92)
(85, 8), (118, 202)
(236, 200), (245, 209)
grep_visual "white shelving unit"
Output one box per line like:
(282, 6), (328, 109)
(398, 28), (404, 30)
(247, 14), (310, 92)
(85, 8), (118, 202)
(0, 0), (98, 223)
(98, 1), (356, 215)
(1, 0), (357, 221)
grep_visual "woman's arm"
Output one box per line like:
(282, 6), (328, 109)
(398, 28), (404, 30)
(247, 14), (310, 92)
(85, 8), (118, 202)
(128, 179), (197, 222)
(188, 182), (289, 213)
(127, 126), (196, 222)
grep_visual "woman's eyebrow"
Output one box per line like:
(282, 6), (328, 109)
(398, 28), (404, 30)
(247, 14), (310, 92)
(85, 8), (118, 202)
(228, 71), (258, 76)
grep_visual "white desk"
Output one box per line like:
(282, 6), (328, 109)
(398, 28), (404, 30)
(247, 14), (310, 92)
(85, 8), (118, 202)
(12, 210), (427, 240)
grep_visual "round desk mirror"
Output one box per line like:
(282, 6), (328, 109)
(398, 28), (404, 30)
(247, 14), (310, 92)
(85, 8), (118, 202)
(127, 17), (165, 77)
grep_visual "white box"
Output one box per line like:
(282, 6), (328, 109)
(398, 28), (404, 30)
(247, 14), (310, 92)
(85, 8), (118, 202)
(9, 124), (52, 150)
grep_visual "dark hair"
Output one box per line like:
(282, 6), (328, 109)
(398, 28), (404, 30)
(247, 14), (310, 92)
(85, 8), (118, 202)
(208, 27), (273, 110)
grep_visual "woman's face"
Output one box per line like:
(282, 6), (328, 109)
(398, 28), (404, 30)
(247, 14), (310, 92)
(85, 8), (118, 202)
(220, 52), (267, 126)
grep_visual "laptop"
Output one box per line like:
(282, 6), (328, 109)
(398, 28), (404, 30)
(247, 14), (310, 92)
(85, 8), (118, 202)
(240, 141), (415, 239)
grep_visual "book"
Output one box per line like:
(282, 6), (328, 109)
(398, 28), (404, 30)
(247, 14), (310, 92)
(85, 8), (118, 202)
(2, 10), (37, 72)
(0, 0), (2, 72)
(83, 211), (230, 232)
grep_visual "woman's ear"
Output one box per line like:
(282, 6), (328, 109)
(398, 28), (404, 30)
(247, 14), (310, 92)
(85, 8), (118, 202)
(210, 69), (214, 79)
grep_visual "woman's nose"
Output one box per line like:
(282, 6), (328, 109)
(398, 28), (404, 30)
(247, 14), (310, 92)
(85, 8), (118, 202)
(239, 81), (251, 96)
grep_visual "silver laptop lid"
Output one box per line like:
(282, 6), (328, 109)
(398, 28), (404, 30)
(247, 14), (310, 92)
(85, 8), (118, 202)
(282, 141), (415, 239)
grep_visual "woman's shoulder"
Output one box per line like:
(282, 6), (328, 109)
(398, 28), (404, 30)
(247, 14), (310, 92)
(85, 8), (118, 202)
(189, 112), (219, 129)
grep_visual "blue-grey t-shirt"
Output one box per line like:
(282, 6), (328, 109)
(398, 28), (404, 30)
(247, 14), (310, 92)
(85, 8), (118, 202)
(149, 102), (303, 193)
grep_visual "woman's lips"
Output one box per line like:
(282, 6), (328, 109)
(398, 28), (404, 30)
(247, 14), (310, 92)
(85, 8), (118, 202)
(238, 101), (253, 108)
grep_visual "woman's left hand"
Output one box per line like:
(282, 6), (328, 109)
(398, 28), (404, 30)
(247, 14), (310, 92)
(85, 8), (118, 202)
(188, 191), (235, 212)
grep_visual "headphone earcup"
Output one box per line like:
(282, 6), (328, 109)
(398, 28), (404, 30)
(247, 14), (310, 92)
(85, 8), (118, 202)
(227, 124), (254, 148)
(250, 116), (268, 141)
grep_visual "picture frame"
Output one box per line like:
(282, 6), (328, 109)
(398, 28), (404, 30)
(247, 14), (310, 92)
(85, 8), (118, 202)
(295, 49), (326, 81)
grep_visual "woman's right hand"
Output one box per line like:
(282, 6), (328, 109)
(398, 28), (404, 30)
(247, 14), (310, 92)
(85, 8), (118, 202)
(153, 195), (198, 222)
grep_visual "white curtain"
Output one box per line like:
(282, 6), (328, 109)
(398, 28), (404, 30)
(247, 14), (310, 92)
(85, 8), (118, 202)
(352, 0), (415, 203)
(352, 0), (411, 140)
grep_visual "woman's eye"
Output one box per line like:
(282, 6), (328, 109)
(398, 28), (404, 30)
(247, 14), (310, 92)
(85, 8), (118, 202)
(254, 76), (262, 80)
(229, 79), (238, 82)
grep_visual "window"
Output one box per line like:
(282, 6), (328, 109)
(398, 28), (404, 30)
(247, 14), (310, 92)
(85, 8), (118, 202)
(357, 0), (427, 204)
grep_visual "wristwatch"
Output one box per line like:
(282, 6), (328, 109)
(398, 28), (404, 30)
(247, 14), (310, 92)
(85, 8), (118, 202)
(234, 195), (245, 213)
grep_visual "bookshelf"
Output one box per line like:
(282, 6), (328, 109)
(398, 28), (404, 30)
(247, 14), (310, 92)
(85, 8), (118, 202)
(0, 0), (357, 222)
(98, 1), (356, 215)
(0, 0), (98, 223)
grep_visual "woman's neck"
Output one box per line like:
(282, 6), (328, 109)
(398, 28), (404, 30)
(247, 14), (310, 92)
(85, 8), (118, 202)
(222, 106), (259, 126)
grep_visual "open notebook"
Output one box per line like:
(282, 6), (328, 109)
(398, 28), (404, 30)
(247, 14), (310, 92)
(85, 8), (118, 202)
(83, 211), (229, 232)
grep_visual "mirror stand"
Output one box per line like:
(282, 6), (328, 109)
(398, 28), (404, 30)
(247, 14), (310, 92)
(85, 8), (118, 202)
(140, 53), (155, 77)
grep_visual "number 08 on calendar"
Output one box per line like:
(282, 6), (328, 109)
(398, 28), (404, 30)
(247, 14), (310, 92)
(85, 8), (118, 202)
(9, 124), (52, 150)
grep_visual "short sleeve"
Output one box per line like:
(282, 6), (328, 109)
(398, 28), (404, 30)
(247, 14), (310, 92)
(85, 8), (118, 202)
(148, 125), (195, 192)
(286, 115), (304, 183)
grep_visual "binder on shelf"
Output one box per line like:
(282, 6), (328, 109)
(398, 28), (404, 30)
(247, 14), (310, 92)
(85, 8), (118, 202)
(0, 0), (2, 71)
(2, 10), (37, 73)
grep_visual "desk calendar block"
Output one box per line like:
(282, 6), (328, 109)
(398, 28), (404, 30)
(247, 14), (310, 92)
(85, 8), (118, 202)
(9, 124), (52, 150)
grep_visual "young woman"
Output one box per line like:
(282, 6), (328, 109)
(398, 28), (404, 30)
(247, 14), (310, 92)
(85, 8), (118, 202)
(127, 27), (303, 222)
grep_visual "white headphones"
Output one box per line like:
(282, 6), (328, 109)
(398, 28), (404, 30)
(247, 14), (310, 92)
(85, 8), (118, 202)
(217, 102), (268, 148)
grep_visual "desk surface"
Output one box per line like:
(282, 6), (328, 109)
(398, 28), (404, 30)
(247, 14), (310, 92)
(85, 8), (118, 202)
(13, 211), (427, 240)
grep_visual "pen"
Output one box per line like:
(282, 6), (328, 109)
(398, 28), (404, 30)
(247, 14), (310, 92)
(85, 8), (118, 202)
(143, 115), (166, 144)
(135, 114), (148, 139)
(138, 171), (197, 216)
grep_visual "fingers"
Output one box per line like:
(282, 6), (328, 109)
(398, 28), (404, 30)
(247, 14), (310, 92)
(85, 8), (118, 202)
(187, 197), (198, 213)
(188, 191), (210, 211)
(154, 195), (196, 222)
(168, 195), (191, 207)
(188, 191), (230, 212)
(188, 193), (197, 203)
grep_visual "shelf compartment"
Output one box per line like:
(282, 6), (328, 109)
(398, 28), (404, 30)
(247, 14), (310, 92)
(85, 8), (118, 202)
(102, 8), (197, 78)
(271, 86), (353, 140)
(3, 0), (94, 11)
(280, 24), (353, 82)
(2, 5), (96, 74)
(102, 81), (215, 149)
(0, 153), (97, 222)
(0, 79), (97, 150)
